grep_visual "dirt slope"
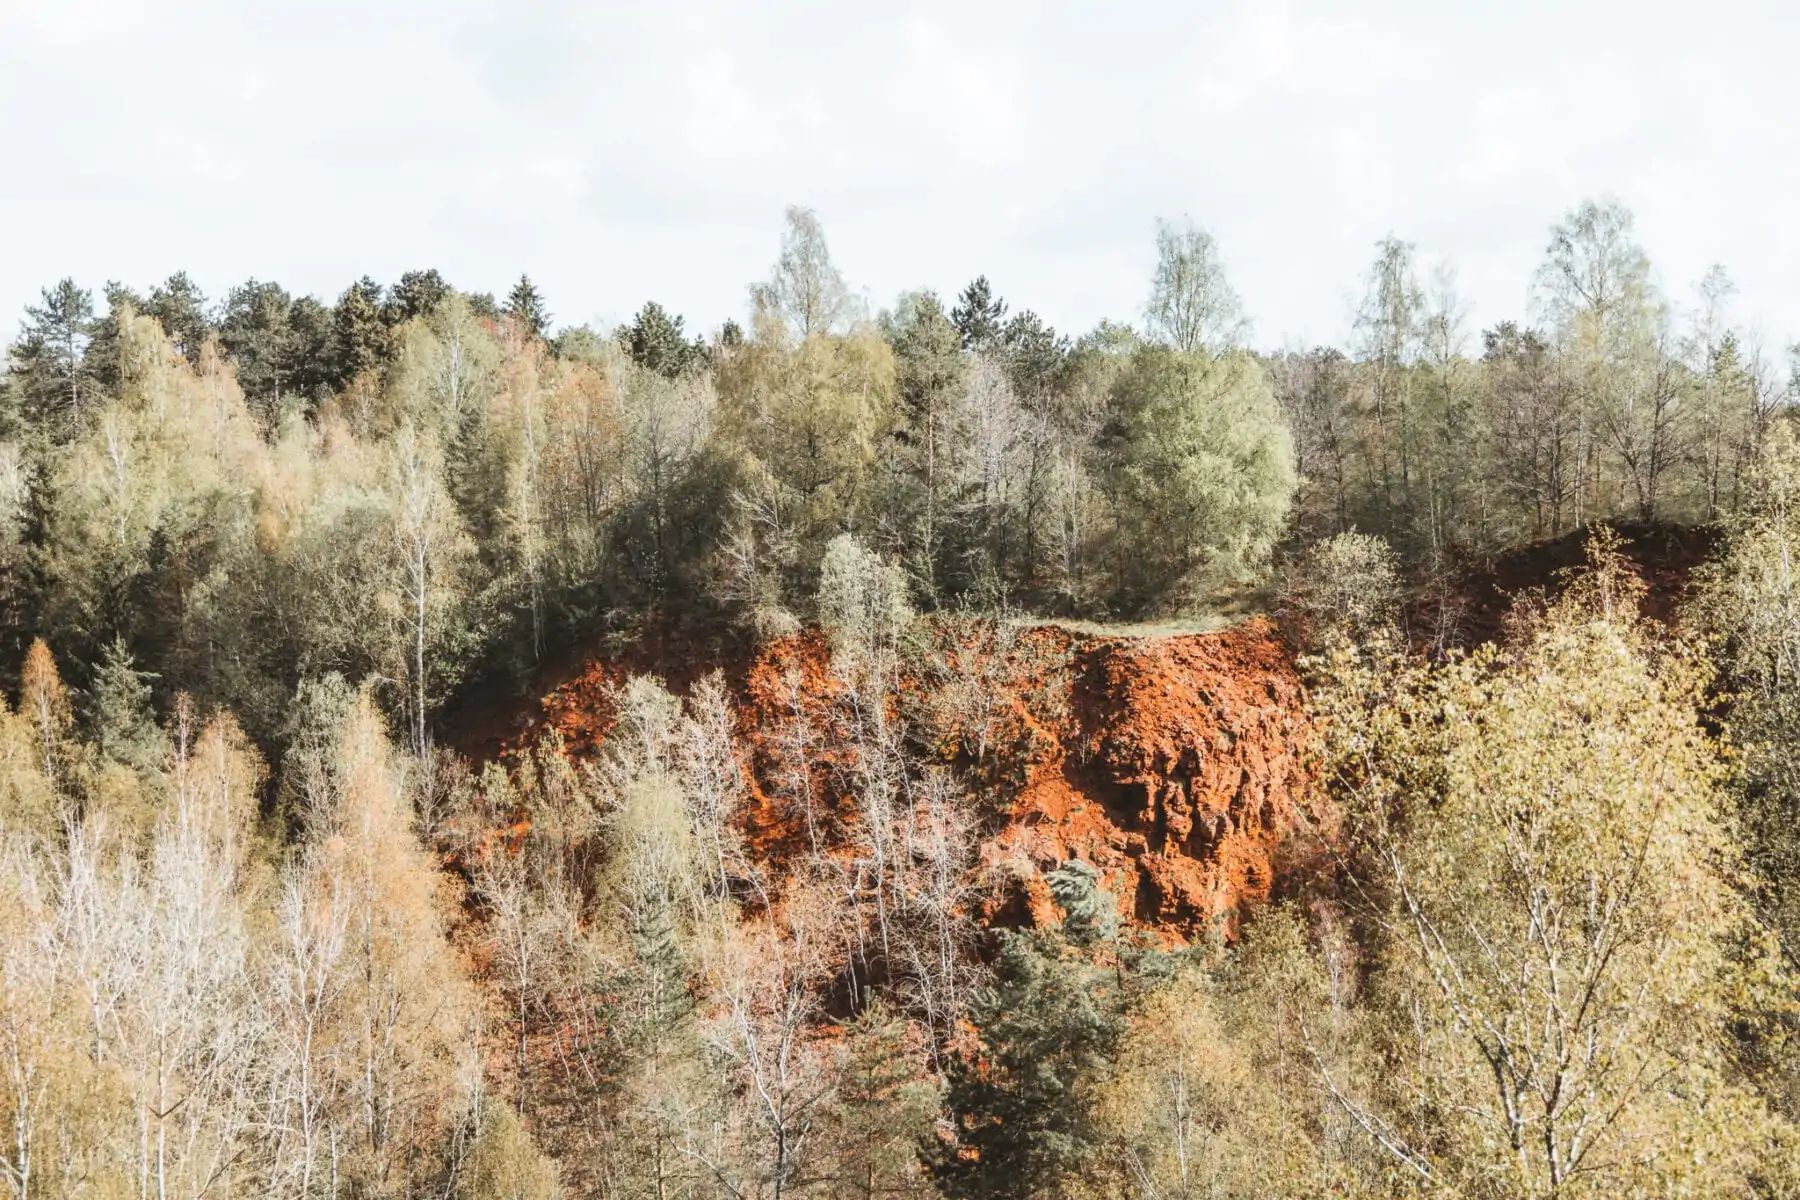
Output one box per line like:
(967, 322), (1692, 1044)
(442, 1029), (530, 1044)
(522, 618), (1322, 943)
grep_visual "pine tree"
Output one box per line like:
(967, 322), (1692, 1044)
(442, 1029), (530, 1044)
(829, 1001), (936, 1199)
(333, 276), (390, 387)
(1045, 859), (1119, 946)
(951, 276), (1007, 351)
(81, 281), (144, 397)
(886, 291), (965, 603)
(388, 269), (451, 323)
(505, 275), (551, 339)
(8, 278), (98, 436)
(145, 271), (211, 364)
(282, 295), (339, 401)
(999, 309), (1068, 398)
(218, 279), (297, 414)
(84, 636), (161, 771)
(929, 930), (1125, 1198)
(618, 301), (702, 379)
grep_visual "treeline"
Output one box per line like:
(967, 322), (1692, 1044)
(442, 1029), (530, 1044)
(1272, 203), (1792, 585)
(1, 207), (1303, 766)
(5, 202), (1790, 761)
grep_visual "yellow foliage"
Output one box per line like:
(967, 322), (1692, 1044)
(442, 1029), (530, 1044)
(1313, 532), (1795, 1197)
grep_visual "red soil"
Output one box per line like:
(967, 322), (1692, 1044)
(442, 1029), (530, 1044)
(986, 622), (1322, 940)
(519, 618), (1322, 943)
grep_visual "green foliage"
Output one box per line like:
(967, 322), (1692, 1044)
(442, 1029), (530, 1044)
(333, 275), (391, 386)
(505, 274), (551, 338)
(390, 268), (452, 323)
(951, 276), (1006, 351)
(1102, 347), (1296, 612)
(828, 1001), (937, 1198)
(618, 300), (704, 379)
(144, 271), (211, 364)
(5, 203), (1800, 1198)
(1278, 530), (1401, 651)
(82, 636), (161, 772)
(8, 278), (99, 437)
(217, 279), (298, 415)
(1314, 533), (1794, 1195)
(930, 930), (1126, 1198)
(1044, 859), (1118, 947)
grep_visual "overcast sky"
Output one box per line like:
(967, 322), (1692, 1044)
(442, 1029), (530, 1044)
(3, 0), (1796, 353)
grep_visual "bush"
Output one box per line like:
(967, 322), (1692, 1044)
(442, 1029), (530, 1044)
(1278, 531), (1401, 649)
(816, 533), (913, 661)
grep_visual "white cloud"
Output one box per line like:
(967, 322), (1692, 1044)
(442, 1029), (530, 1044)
(0, 0), (1794, 353)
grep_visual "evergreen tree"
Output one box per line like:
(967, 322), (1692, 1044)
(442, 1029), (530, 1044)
(1045, 859), (1118, 947)
(999, 309), (1068, 398)
(505, 275), (551, 338)
(951, 276), (1007, 350)
(827, 1001), (936, 1199)
(467, 291), (501, 320)
(333, 276), (390, 386)
(82, 281), (145, 397)
(884, 291), (965, 603)
(8, 278), (98, 436)
(930, 931), (1125, 1198)
(217, 279), (296, 413)
(618, 301), (702, 379)
(83, 635), (162, 771)
(388, 269), (451, 323)
(283, 295), (339, 401)
(145, 271), (212, 364)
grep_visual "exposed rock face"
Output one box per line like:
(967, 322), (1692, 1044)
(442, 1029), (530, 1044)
(1023, 625), (1318, 938)
(526, 618), (1320, 942)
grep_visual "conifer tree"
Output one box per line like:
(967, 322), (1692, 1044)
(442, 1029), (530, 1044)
(1045, 859), (1118, 947)
(827, 1001), (936, 1199)
(885, 291), (965, 602)
(505, 275), (551, 339)
(144, 271), (211, 364)
(389, 268), (452, 323)
(282, 294), (339, 401)
(930, 929), (1125, 1198)
(9, 278), (98, 436)
(217, 278), (297, 414)
(998, 308), (1068, 398)
(618, 300), (702, 379)
(951, 276), (1007, 351)
(83, 636), (161, 771)
(333, 276), (390, 386)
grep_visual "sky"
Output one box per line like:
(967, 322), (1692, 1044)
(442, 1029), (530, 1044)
(2, 0), (1797, 354)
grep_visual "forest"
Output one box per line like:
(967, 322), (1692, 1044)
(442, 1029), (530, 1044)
(1, 197), (1798, 1198)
